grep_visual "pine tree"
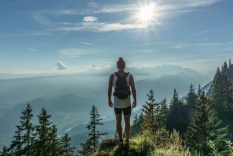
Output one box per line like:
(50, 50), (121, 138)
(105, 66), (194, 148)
(186, 84), (197, 122)
(170, 89), (179, 107)
(4, 104), (34, 156)
(167, 89), (185, 133)
(142, 90), (156, 133)
(78, 105), (106, 156)
(34, 108), (52, 156)
(212, 75), (233, 118)
(213, 67), (221, 85)
(48, 125), (61, 156)
(20, 103), (34, 156)
(78, 142), (90, 156)
(221, 61), (228, 75)
(224, 76), (233, 115)
(185, 92), (229, 155)
(212, 74), (225, 113)
(158, 98), (168, 128)
(1, 105), (66, 156)
(141, 90), (168, 137)
(133, 113), (144, 136)
(8, 125), (23, 155)
(131, 113), (144, 137)
(186, 84), (197, 108)
(60, 133), (75, 156)
(198, 84), (202, 97)
(229, 59), (233, 71)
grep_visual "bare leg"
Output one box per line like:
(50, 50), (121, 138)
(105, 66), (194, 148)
(124, 115), (131, 142)
(115, 114), (122, 140)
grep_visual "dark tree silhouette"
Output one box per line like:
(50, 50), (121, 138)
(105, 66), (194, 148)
(78, 105), (106, 156)
(185, 84), (197, 123)
(0, 105), (74, 156)
(8, 104), (34, 156)
(20, 104), (34, 156)
(34, 108), (52, 156)
(142, 90), (156, 133)
(131, 113), (144, 137)
(48, 125), (61, 156)
(212, 75), (233, 118)
(185, 92), (229, 155)
(167, 89), (186, 133)
(60, 133), (75, 155)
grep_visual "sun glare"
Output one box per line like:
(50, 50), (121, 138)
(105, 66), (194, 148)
(137, 3), (156, 24)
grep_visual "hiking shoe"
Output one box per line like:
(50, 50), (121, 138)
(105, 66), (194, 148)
(125, 141), (130, 148)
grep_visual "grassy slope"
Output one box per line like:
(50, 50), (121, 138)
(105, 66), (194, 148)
(92, 137), (190, 156)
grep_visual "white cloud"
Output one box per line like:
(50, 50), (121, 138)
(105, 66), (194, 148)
(91, 64), (114, 70)
(156, 0), (221, 7)
(59, 48), (95, 57)
(57, 22), (146, 32)
(169, 42), (227, 49)
(83, 16), (98, 22)
(87, 0), (222, 15)
(56, 61), (68, 70)
(90, 3), (135, 13)
(139, 41), (230, 49)
(31, 0), (222, 32)
(81, 41), (102, 48)
(185, 0), (221, 7)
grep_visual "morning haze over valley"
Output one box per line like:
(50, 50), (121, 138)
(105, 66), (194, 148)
(1, 0), (233, 155)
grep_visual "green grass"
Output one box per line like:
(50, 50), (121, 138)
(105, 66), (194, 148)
(92, 131), (192, 156)
(93, 137), (153, 156)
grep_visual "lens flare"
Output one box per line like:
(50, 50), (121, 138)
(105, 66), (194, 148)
(137, 3), (156, 23)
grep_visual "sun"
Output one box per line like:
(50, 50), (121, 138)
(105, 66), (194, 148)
(137, 3), (156, 24)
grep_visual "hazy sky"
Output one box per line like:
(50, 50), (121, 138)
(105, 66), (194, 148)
(0, 0), (233, 75)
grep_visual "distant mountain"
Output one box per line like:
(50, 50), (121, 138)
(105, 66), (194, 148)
(0, 73), (36, 79)
(136, 72), (209, 102)
(0, 93), (107, 148)
(0, 75), (107, 108)
(0, 64), (211, 149)
(91, 64), (209, 81)
(0, 64), (209, 105)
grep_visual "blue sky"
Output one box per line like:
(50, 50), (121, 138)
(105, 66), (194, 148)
(0, 0), (233, 75)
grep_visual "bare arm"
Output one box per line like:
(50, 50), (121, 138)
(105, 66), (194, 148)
(108, 74), (114, 107)
(129, 75), (137, 108)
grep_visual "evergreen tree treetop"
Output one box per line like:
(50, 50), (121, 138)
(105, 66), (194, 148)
(60, 133), (75, 155)
(222, 61), (228, 74)
(78, 105), (106, 156)
(212, 74), (233, 117)
(171, 89), (179, 104)
(142, 90), (156, 133)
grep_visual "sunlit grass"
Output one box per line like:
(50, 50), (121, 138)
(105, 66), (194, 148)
(93, 129), (193, 156)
